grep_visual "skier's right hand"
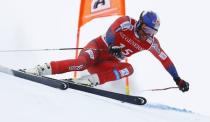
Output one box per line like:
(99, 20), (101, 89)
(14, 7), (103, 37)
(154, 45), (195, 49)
(108, 45), (125, 60)
(174, 77), (189, 92)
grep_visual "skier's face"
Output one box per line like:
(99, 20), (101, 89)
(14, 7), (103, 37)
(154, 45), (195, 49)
(136, 19), (158, 40)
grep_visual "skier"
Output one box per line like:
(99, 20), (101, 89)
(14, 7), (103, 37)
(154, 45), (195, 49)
(22, 11), (189, 92)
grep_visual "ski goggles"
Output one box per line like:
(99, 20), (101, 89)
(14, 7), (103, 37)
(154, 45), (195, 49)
(141, 24), (158, 37)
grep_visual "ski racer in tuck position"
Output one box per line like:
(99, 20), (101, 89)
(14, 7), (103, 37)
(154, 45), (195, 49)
(22, 11), (189, 92)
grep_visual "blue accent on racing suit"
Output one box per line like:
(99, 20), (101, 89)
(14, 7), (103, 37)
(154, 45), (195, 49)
(113, 69), (120, 80)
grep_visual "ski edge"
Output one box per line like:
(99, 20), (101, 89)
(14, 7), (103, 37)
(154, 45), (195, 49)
(64, 80), (147, 105)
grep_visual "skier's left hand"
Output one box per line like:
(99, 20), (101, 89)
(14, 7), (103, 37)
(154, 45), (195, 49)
(174, 77), (189, 92)
(108, 45), (125, 60)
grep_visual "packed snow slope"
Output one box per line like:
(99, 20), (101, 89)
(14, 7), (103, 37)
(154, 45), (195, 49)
(0, 73), (209, 122)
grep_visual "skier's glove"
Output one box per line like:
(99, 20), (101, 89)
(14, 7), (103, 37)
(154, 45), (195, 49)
(174, 77), (189, 92)
(108, 45), (125, 60)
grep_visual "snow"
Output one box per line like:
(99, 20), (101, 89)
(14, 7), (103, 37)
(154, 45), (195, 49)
(0, 73), (209, 122)
(1, 0), (210, 121)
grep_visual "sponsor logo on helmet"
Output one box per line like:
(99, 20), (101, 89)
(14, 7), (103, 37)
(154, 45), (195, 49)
(152, 17), (160, 24)
(153, 18), (160, 30)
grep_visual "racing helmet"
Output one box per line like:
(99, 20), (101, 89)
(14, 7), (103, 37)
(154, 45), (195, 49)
(136, 11), (160, 37)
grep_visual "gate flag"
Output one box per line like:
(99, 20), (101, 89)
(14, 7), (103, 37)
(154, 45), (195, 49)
(78, 0), (125, 27)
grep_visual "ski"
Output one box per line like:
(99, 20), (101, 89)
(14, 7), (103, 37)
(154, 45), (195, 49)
(0, 65), (146, 105)
(0, 65), (68, 90)
(63, 79), (147, 105)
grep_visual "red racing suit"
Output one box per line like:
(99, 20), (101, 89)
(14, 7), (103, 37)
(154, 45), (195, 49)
(50, 16), (179, 84)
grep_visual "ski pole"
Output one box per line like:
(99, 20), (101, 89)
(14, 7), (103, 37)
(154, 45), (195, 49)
(0, 48), (83, 52)
(141, 86), (179, 92)
(0, 48), (105, 52)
